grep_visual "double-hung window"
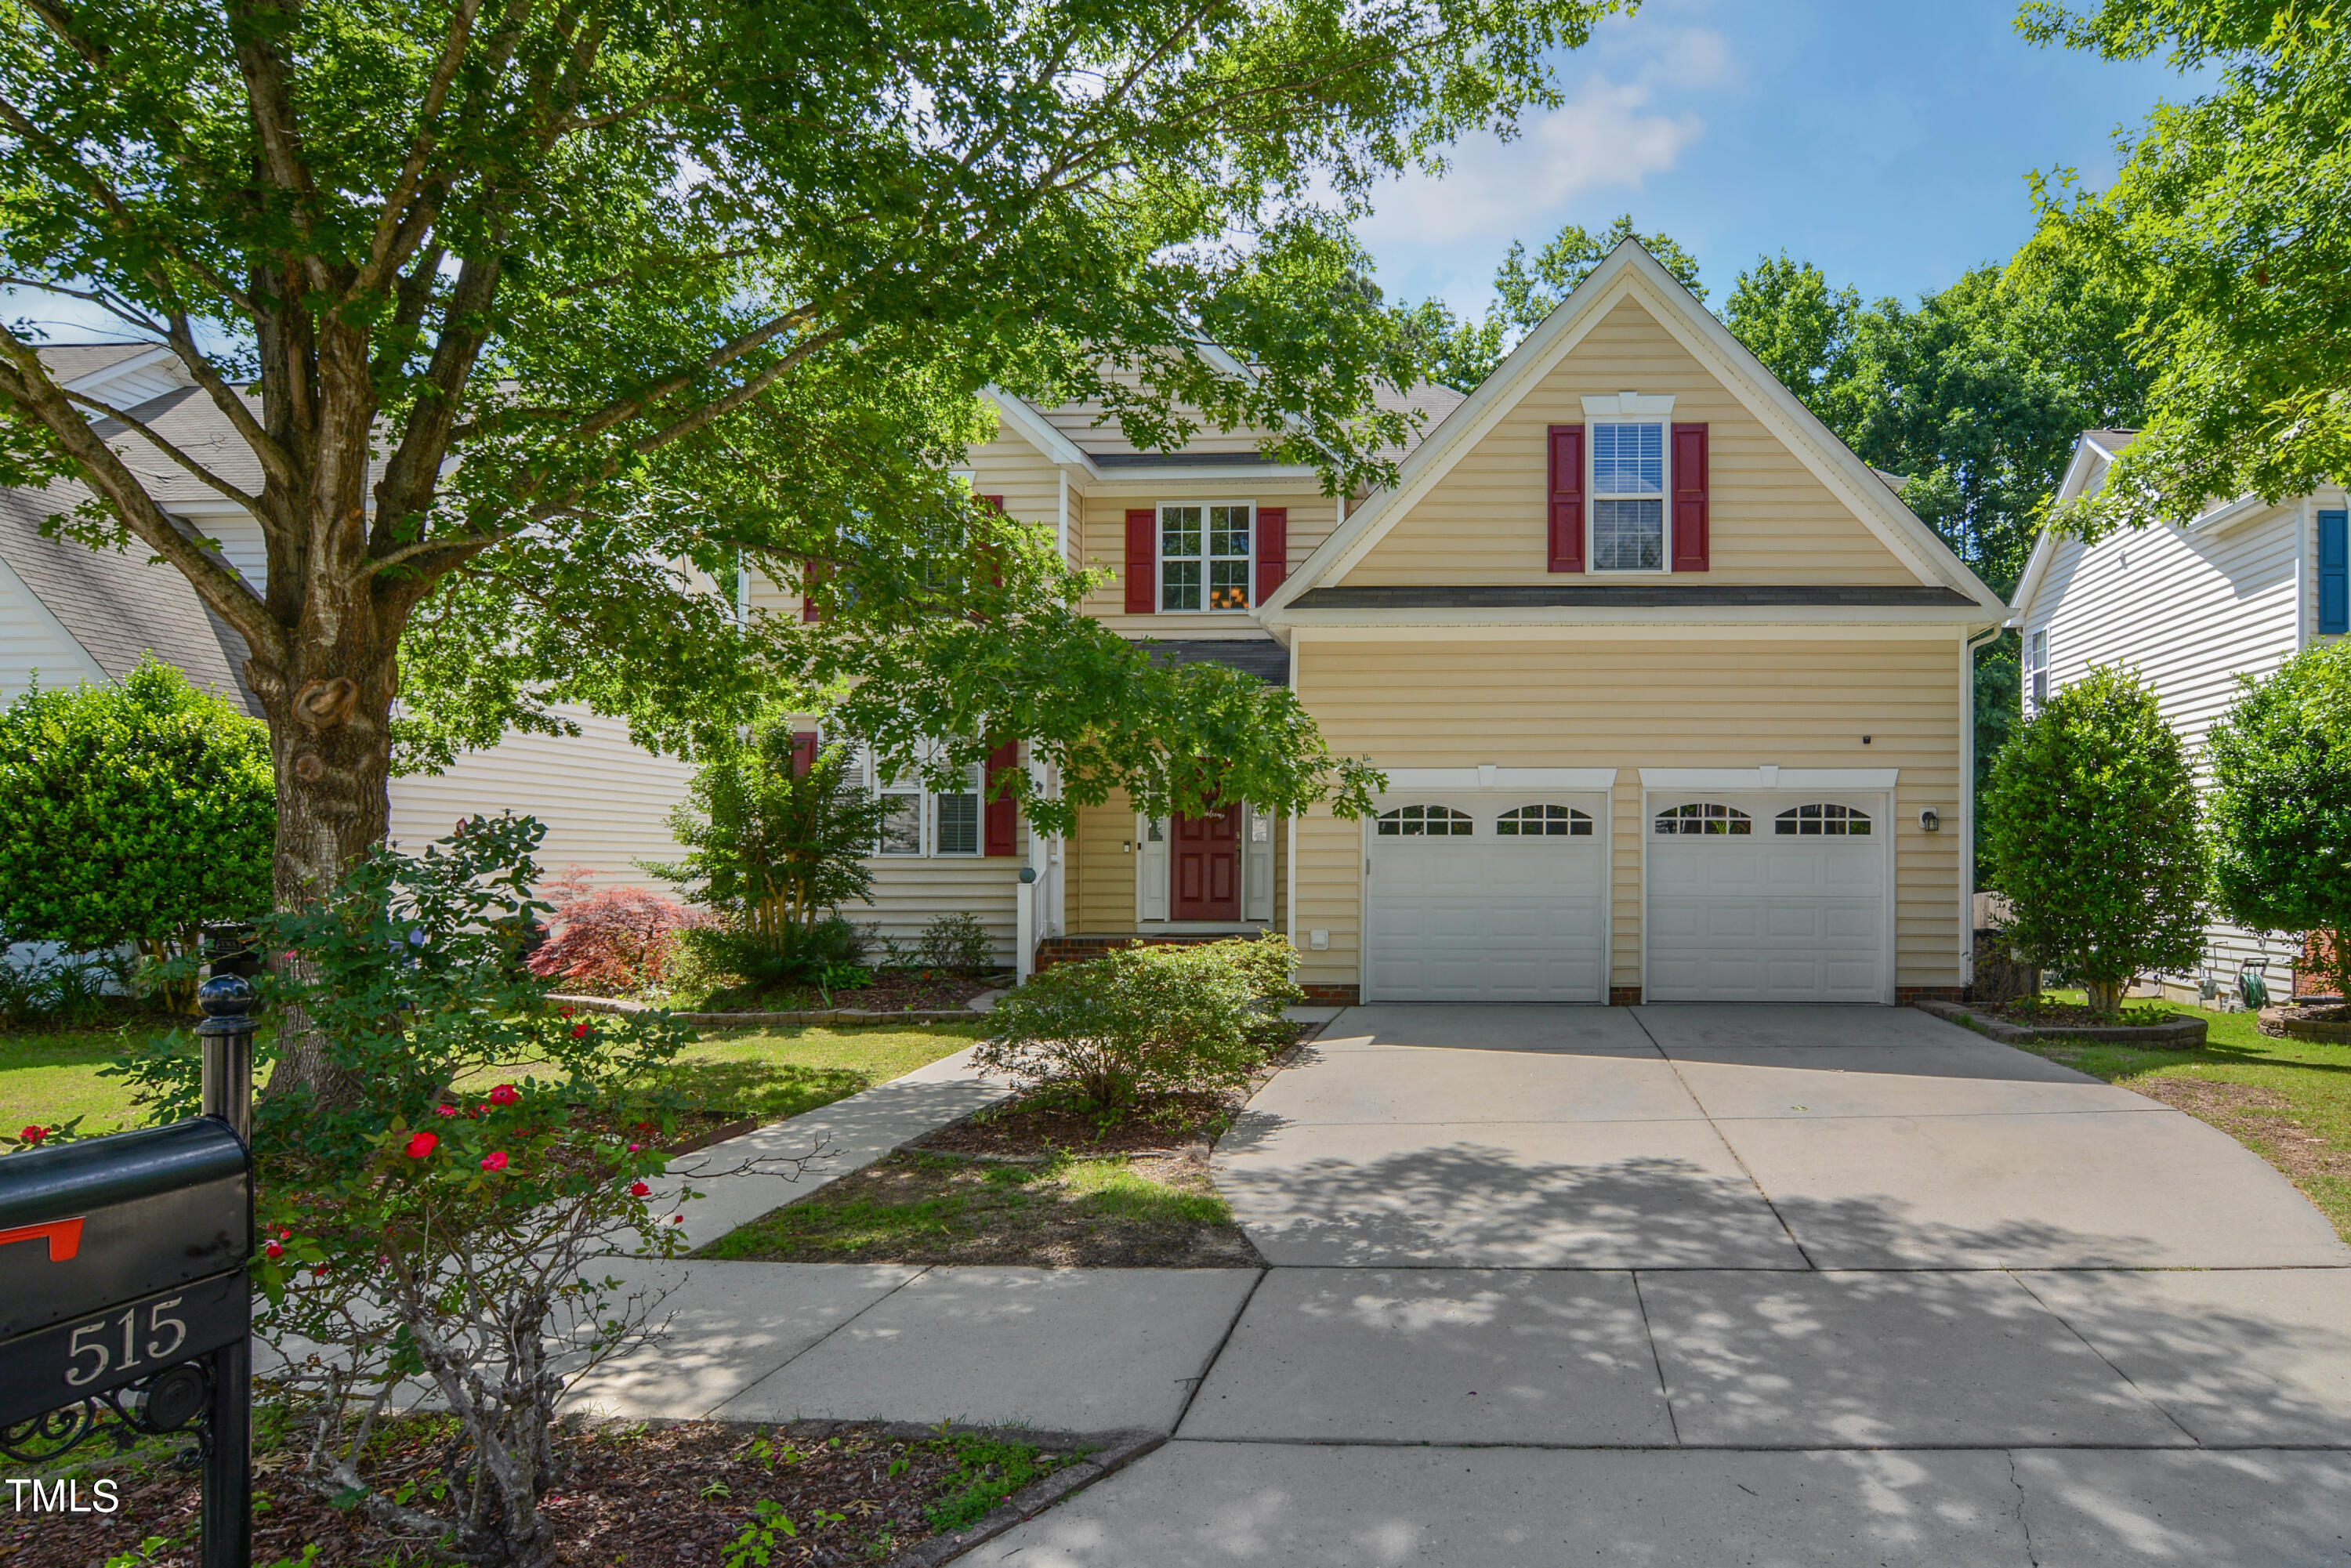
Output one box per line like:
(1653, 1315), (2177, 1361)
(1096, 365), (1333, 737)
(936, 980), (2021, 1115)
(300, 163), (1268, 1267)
(871, 747), (983, 858)
(1591, 422), (1666, 571)
(2027, 628), (2049, 711)
(1161, 503), (1253, 611)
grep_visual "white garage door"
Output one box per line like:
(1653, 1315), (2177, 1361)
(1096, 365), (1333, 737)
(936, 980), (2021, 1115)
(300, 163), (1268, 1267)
(1365, 794), (1608, 1002)
(1646, 795), (1888, 1003)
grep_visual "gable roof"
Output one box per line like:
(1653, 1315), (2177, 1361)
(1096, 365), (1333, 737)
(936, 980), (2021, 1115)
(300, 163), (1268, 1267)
(1258, 240), (2005, 621)
(982, 377), (1464, 480)
(0, 476), (263, 715)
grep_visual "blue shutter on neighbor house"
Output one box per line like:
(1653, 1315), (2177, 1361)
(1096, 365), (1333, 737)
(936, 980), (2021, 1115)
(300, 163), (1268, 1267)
(2321, 509), (2349, 636)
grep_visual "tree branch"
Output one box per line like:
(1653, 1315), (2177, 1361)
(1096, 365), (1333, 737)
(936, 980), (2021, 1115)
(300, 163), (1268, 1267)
(0, 331), (281, 662)
(63, 389), (266, 512)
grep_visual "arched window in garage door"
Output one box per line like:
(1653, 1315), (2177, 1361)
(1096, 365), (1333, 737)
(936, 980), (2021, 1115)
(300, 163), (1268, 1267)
(1654, 802), (1752, 835)
(1376, 804), (1474, 836)
(1774, 803), (1872, 835)
(1495, 804), (1593, 836)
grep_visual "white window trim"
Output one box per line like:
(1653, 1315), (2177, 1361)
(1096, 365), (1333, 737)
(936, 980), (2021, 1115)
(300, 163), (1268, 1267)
(1639, 767), (1900, 791)
(1586, 414), (1672, 576)
(2027, 627), (2049, 711)
(867, 745), (984, 860)
(1157, 499), (1258, 614)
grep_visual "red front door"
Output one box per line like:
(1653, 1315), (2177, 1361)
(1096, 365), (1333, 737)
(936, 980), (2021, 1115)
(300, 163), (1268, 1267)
(1172, 806), (1242, 921)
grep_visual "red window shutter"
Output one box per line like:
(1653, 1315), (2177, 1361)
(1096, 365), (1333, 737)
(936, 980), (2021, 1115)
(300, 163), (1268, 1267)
(1547, 425), (1585, 573)
(984, 741), (1019, 856)
(799, 559), (827, 622)
(1672, 423), (1710, 572)
(1255, 506), (1287, 603)
(789, 730), (819, 777)
(1125, 509), (1157, 614)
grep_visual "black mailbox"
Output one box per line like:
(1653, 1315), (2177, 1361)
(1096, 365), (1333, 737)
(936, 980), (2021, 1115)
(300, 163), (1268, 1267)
(0, 1117), (251, 1340)
(0, 1117), (252, 1432)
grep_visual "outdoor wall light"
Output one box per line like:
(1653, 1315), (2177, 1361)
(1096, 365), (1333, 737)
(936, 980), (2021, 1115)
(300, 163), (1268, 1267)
(1018, 866), (1038, 884)
(1919, 807), (1941, 832)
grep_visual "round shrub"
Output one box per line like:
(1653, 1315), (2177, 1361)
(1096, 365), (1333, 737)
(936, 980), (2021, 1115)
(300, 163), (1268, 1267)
(0, 657), (273, 997)
(2205, 640), (2351, 996)
(1980, 663), (2205, 1013)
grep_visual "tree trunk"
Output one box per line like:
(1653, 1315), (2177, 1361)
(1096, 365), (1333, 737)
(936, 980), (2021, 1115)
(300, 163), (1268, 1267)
(252, 600), (403, 1109)
(2083, 978), (2126, 1016)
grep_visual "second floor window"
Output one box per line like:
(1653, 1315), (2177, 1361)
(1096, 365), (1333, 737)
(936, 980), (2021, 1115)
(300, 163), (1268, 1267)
(1592, 422), (1665, 571)
(1162, 503), (1252, 610)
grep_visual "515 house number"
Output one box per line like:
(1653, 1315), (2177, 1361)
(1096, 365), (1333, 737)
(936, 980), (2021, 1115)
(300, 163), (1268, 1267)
(66, 1298), (188, 1387)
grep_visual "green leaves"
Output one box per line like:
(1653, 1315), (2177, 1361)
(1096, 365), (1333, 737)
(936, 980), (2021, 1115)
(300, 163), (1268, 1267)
(0, 657), (273, 959)
(2020, 1), (2351, 530)
(1981, 664), (2208, 994)
(2204, 640), (2351, 991)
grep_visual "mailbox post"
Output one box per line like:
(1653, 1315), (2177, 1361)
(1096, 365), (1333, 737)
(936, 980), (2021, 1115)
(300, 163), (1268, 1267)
(194, 974), (255, 1568)
(0, 973), (258, 1566)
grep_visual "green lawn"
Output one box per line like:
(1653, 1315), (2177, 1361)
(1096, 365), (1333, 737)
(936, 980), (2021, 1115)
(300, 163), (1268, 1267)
(0, 1019), (980, 1138)
(2009, 996), (2351, 1243)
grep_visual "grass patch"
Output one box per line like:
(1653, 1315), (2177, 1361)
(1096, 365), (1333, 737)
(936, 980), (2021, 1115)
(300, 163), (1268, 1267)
(0, 1020), (979, 1139)
(701, 1144), (1259, 1268)
(2012, 993), (2351, 1243)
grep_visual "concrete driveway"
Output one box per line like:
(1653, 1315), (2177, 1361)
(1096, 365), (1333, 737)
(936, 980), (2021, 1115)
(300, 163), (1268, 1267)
(972, 1004), (2351, 1566)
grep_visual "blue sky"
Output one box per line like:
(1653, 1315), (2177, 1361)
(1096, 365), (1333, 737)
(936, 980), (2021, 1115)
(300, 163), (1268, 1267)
(1360, 0), (2198, 318)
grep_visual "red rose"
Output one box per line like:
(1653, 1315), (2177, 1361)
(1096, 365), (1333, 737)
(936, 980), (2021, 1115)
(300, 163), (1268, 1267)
(481, 1152), (509, 1172)
(404, 1132), (439, 1159)
(629, 1181), (650, 1197)
(434, 1104), (459, 1117)
(264, 1240), (284, 1259)
(488, 1084), (520, 1106)
(571, 1022), (591, 1039)
(669, 1215), (684, 1225)
(20, 1125), (45, 1144)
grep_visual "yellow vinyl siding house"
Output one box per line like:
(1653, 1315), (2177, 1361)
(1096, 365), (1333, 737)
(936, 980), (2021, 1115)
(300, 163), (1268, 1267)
(892, 239), (2001, 998)
(1253, 241), (2006, 1003)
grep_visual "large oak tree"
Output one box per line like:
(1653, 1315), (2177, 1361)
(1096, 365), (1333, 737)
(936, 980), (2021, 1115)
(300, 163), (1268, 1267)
(0, 0), (1621, 1093)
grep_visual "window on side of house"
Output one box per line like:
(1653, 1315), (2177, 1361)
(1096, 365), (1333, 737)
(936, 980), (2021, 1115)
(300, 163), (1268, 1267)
(1161, 502), (1253, 611)
(2028, 628), (2049, 710)
(869, 748), (983, 858)
(1591, 422), (1666, 572)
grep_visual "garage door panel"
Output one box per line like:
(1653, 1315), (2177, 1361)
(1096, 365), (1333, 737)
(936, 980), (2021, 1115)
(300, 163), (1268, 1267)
(1366, 795), (1607, 1002)
(1646, 793), (1886, 1003)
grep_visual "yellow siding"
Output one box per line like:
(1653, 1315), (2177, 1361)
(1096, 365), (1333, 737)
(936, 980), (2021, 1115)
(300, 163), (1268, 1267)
(1292, 635), (1967, 994)
(1078, 491), (1338, 636)
(1348, 297), (1916, 588)
(966, 436), (1068, 561)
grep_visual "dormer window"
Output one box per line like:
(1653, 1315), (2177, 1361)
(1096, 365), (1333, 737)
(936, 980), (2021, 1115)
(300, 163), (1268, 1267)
(1591, 422), (1666, 571)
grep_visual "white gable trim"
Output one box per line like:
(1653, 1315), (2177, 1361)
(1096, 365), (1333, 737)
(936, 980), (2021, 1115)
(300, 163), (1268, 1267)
(981, 389), (1101, 479)
(61, 344), (178, 400)
(1259, 241), (2005, 619)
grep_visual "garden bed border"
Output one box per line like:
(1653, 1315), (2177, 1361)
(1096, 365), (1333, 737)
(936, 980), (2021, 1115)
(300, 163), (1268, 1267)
(550, 993), (991, 1028)
(2258, 1005), (2351, 1044)
(1917, 998), (2208, 1048)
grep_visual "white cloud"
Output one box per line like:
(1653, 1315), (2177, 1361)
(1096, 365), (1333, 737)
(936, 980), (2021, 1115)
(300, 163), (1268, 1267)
(1356, 72), (1704, 248)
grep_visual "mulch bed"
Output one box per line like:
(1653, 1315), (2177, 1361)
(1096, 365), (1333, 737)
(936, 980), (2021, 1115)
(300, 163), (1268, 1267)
(708, 970), (1005, 1015)
(1976, 999), (2180, 1029)
(5, 1418), (1084, 1568)
(920, 1088), (1240, 1157)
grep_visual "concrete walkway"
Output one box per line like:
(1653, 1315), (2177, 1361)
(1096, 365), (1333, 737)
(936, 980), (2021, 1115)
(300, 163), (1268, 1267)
(965, 1004), (2351, 1566)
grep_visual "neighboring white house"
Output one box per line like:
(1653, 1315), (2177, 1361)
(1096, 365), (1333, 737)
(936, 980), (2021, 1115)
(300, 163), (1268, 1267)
(2008, 429), (2349, 1001)
(0, 345), (695, 909)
